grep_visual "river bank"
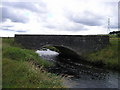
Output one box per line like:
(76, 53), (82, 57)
(2, 35), (119, 88)
(36, 48), (119, 88)
(83, 36), (120, 71)
(2, 37), (64, 88)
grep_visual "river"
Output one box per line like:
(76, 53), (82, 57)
(36, 49), (119, 88)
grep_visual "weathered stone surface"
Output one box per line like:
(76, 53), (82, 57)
(15, 34), (109, 56)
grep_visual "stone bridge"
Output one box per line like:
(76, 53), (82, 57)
(15, 34), (109, 58)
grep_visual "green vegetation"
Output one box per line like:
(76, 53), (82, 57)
(83, 35), (120, 71)
(2, 35), (119, 88)
(2, 37), (64, 88)
(42, 46), (59, 52)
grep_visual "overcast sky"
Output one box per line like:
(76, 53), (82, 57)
(0, 0), (119, 37)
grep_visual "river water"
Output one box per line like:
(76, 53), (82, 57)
(36, 49), (119, 88)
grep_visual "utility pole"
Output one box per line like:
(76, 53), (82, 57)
(107, 18), (110, 34)
(118, 1), (120, 31)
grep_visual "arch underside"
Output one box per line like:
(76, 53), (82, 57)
(40, 44), (83, 62)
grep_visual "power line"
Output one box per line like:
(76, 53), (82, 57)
(107, 18), (110, 34)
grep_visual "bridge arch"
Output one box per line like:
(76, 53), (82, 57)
(40, 45), (81, 59)
(15, 34), (109, 60)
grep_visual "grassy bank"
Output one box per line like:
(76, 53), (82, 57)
(2, 37), (64, 88)
(83, 36), (120, 71)
(42, 46), (59, 52)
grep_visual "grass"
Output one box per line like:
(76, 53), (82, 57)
(3, 58), (63, 88)
(42, 46), (60, 52)
(2, 35), (119, 88)
(2, 37), (64, 88)
(2, 38), (53, 67)
(3, 47), (54, 67)
(83, 35), (120, 71)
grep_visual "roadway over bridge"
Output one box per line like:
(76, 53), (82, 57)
(15, 34), (109, 58)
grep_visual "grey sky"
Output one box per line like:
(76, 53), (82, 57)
(0, 0), (119, 37)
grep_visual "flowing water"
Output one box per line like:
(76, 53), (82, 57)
(36, 49), (119, 88)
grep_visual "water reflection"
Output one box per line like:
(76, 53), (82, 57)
(36, 49), (59, 62)
(36, 49), (119, 88)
